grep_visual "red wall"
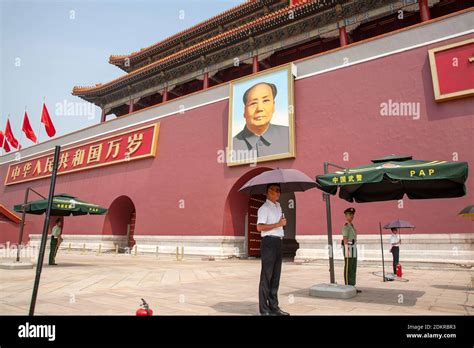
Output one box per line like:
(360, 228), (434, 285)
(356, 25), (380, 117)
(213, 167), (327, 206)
(0, 219), (23, 245)
(0, 34), (472, 242)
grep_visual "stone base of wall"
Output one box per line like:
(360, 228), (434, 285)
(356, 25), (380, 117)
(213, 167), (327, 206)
(27, 233), (473, 265)
(28, 234), (245, 259)
(295, 233), (473, 265)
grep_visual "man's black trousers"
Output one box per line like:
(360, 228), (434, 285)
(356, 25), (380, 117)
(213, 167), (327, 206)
(391, 246), (400, 274)
(259, 236), (282, 314)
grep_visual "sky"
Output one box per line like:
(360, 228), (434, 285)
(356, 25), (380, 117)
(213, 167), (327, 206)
(0, 0), (243, 150)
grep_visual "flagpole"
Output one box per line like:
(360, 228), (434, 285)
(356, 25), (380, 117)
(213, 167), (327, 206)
(0, 113), (4, 156)
(36, 97), (45, 144)
(18, 107), (25, 150)
(7, 113), (20, 153)
(6, 114), (11, 153)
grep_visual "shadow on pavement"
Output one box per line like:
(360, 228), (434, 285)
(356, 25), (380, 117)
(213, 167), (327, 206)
(431, 284), (472, 291)
(44, 262), (96, 267)
(283, 287), (426, 306)
(211, 301), (258, 315)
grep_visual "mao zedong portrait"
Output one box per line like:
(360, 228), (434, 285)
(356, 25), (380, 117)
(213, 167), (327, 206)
(232, 82), (289, 158)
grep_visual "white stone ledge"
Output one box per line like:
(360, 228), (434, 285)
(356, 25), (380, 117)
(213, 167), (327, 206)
(295, 233), (474, 265)
(28, 234), (245, 259)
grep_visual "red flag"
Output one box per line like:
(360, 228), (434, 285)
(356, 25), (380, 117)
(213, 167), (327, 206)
(22, 111), (38, 143)
(41, 103), (56, 137)
(4, 119), (20, 149)
(0, 130), (11, 153)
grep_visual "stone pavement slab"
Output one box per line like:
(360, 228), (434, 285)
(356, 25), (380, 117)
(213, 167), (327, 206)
(0, 253), (472, 315)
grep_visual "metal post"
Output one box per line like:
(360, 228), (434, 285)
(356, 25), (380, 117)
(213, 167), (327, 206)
(16, 189), (29, 262)
(324, 162), (336, 284)
(29, 145), (60, 316)
(379, 222), (386, 282)
(16, 188), (46, 262)
(126, 224), (131, 249)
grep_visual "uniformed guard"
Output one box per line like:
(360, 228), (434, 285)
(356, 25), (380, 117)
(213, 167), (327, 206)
(341, 207), (361, 292)
(49, 218), (62, 265)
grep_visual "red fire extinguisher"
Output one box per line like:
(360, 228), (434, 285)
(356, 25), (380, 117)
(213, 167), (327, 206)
(136, 298), (153, 316)
(396, 264), (402, 278)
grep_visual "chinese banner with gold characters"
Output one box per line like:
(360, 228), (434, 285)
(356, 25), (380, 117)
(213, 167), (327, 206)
(4, 122), (159, 186)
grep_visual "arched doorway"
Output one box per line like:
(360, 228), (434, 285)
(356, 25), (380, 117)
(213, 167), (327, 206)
(279, 192), (298, 257)
(247, 193), (266, 257)
(223, 167), (298, 258)
(102, 196), (136, 249)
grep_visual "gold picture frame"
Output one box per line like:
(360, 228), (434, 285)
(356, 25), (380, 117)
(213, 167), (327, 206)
(428, 38), (474, 102)
(227, 63), (296, 166)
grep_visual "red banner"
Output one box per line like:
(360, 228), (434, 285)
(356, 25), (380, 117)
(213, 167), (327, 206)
(428, 38), (474, 102)
(5, 122), (159, 186)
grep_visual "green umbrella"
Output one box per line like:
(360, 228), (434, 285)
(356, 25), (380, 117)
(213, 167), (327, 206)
(14, 193), (108, 216)
(316, 155), (468, 202)
(314, 155), (468, 285)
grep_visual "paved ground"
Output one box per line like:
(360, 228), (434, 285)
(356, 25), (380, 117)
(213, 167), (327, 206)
(0, 252), (472, 315)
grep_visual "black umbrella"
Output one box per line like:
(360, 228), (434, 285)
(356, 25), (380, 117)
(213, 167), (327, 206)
(458, 205), (474, 218)
(239, 168), (318, 194)
(383, 219), (415, 229)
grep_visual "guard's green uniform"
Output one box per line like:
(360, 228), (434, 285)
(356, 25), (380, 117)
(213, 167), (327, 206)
(49, 225), (61, 265)
(342, 222), (357, 286)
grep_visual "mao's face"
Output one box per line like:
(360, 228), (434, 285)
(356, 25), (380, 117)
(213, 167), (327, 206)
(244, 84), (275, 128)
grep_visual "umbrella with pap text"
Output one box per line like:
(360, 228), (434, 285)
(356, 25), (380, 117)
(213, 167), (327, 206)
(314, 155), (468, 285)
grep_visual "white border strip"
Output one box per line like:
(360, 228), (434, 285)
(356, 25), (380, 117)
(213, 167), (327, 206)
(295, 29), (474, 80)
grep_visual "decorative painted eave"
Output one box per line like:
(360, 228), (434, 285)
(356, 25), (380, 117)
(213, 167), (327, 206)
(0, 204), (22, 224)
(73, 0), (328, 97)
(108, 0), (277, 69)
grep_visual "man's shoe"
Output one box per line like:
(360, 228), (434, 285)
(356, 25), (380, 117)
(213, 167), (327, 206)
(271, 308), (290, 316)
(49, 263), (58, 266)
(356, 289), (362, 293)
(260, 311), (276, 316)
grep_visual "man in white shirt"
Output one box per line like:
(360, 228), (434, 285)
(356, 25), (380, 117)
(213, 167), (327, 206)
(390, 228), (401, 275)
(257, 183), (289, 316)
